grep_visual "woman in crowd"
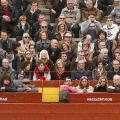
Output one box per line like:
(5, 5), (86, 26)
(54, 22), (67, 41)
(114, 50), (120, 63)
(61, 42), (76, 62)
(19, 33), (35, 53)
(94, 76), (108, 92)
(92, 60), (107, 80)
(52, 59), (71, 80)
(36, 31), (50, 53)
(33, 60), (51, 81)
(76, 76), (93, 93)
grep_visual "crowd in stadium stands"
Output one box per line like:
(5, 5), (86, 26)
(0, 0), (120, 94)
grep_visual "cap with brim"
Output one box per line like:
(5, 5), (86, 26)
(65, 32), (72, 37)
(22, 78), (30, 83)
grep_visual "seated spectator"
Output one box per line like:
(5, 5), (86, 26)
(61, 42), (76, 62)
(51, 59), (71, 80)
(0, 58), (15, 80)
(24, 0), (41, 27)
(114, 50), (120, 63)
(34, 21), (53, 42)
(18, 61), (33, 80)
(12, 42), (21, 56)
(97, 0), (114, 16)
(0, 30), (15, 52)
(94, 76), (107, 92)
(19, 33), (35, 53)
(17, 78), (38, 92)
(107, 75), (120, 93)
(52, 14), (72, 35)
(59, 31), (77, 52)
(59, 77), (77, 102)
(92, 60), (107, 80)
(60, 52), (71, 71)
(61, 0), (80, 38)
(79, 0), (96, 11)
(82, 0), (101, 21)
(110, 1), (120, 26)
(0, 75), (17, 92)
(0, 0), (19, 33)
(107, 60), (120, 80)
(92, 48), (111, 71)
(36, 31), (50, 53)
(70, 50), (92, 71)
(81, 11), (102, 43)
(47, 39), (61, 63)
(71, 60), (92, 80)
(78, 34), (94, 52)
(76, 76), (93, 93)
(46, 0), (67, 23)
(102, 16), (119, 41)
(14, 15), (32, 41)
(33, 60), (51, 81)
(54, 22), (67, 41)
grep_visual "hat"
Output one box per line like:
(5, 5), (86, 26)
(64, 32), (72, 37)
(22, 78), (30, 83)
(67, 0), (74, 3)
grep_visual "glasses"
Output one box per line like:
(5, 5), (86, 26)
(7, 52), (13, 54)
(60, 18), (65, 20)
(26, 52), (31, 55)
(107, 20), (112, 21)
(23, 82), (30, 85)
(24, 36), (30, 38)
(41, 26), (47, 28)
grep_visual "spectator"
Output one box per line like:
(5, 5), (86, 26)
(36, 31), (50, 53)
(0, 75), (17, 92)
(14, 15), (32, 41)
(92, 60), (107, 80)
(54, 22), (68, 41)
(97, 0), (114, 16)
(92, 48), (111, 71)
(47, 39), (61, 63)
(71, 60), (92, 80)
(81, 11), (102, 43)
(0, 0), (19, 33)
(82, 0), (101, 21)
(17, 78), (38, 92)
(12, 42), (21, 56)
(51, 59), (71, 80)
(46, 0), (67, 23)
(79, 0), (96, 11)
(114, 50), (120, 63)
(94, 76), (107, 92)
(59, 31), (77, 52)
(107, 75), (120, 93)
(24, 0), (41, 27)
(33, 60), (51, 81)
(102, 16), (119, 41)
(0, 30), (15, 52)
(76, 76), (93, 93)
(61, 0), (80, 38)
(0, 58), (15, 80)
(107, 60), (120, 80)
(18, 33), (35, 53)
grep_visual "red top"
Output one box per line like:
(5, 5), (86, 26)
(4, 9), (9, 16)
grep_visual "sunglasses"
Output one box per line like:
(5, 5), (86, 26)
(81, 76), (88, 79)
(23, 82), (30, 85)
(7, 52), (13, 54)
(41, 26), (47, 28)
(60, 18), (65, 19)
(107, 20), (112, 21)
(24, 37), (30, 38)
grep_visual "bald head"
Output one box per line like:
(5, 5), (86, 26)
(50, 39), (58, 49)
(2, 58), (9, 68)
(113, 75), (120, 85)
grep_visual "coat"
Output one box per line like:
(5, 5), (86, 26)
(107, 83), (120, 93)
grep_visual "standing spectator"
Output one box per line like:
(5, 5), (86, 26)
(0, 58), (15, 80)
(107, 60), (120, 80)
(76, 76), (93, 93)
(82, 0), (101, 21)
(0, 0), (19, 33)
(0, 75), (17, 92)
(81, 12), (102, 42)
(102, 17), (119, 41)
(61, 0), (80, 38)
(71, 60), (92, 80)
(46, 0), (67, 23)
(24, 0), (41, 27)
(92, 60), (107, 80)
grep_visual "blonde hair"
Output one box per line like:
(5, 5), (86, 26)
(39, 50), (49, 60)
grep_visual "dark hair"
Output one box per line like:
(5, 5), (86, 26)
(29, 44), (35, 49)
(37, 13), (44, 19)
(36, 60), (45, 66)
(12, 42), (21, 50)
(0, 75), (12, 86)
(1, 30), (7, 34)
(97, 60), (103, 66)
(6, 48), (13, 53)
(21, 61), (32, 70)
(88, 11), (95, 16)
(31, 0), (38, 4)
(97, 29), (107, 39)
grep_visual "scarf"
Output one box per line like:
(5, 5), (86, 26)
(56, 68), (65, 79)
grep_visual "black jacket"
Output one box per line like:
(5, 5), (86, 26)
(94, 85), (107, 92)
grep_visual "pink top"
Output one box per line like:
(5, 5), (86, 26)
(76, 85), (93, 93)
(60, 85), (77, 93)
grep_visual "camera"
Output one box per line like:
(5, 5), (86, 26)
(91, 20), (94, 23)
